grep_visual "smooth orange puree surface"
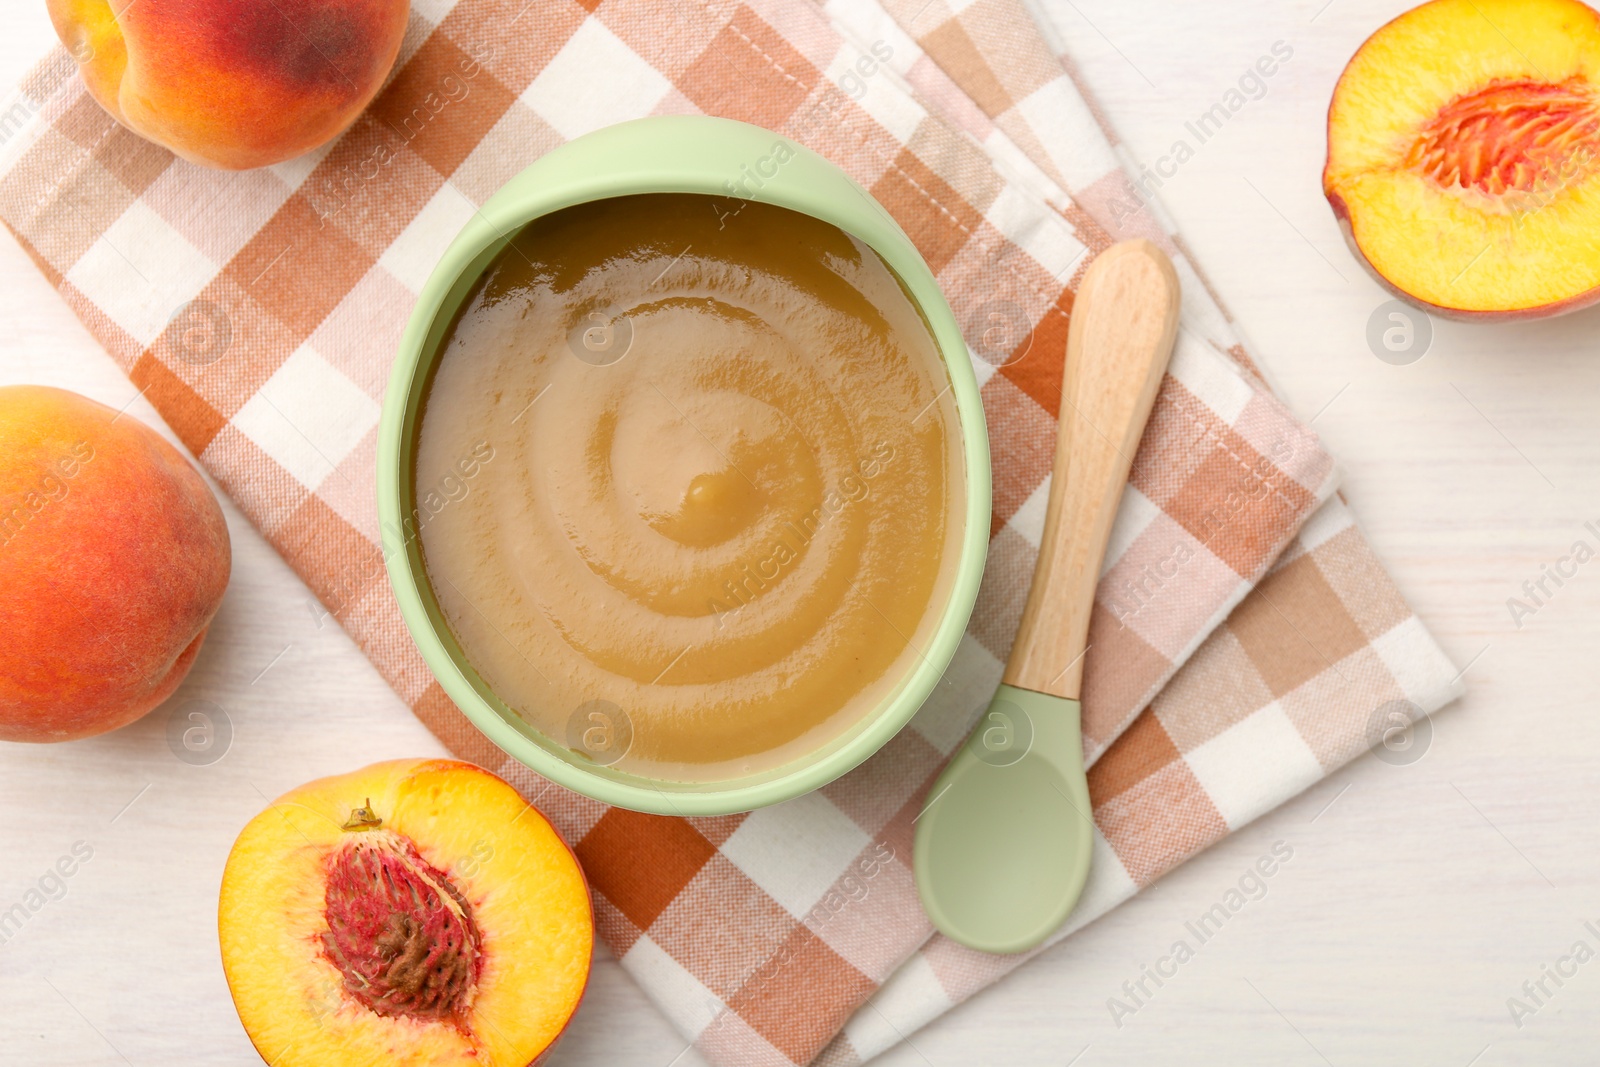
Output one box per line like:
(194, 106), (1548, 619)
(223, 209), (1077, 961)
(415, 194), (964, 781)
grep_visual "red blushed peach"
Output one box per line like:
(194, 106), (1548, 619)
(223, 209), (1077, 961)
(46, 0), (410, 170)
(219, 760), (593, 1066)
(1325, 0), (1600, 320)
(0, 386), (230, 742)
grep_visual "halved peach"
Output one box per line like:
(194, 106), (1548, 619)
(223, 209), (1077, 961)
(1325, 0), (1600, 319)
(219, 759), (592, 1066)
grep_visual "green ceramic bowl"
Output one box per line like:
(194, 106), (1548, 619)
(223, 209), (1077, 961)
(378, 116), (990, 815)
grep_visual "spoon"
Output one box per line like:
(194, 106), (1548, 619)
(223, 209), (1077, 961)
(913, 239), (1181, 953)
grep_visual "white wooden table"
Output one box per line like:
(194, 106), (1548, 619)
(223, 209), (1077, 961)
(2, 2), (1596, 1064)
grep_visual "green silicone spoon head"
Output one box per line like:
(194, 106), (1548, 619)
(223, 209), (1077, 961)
(913, 685), (1094, 954)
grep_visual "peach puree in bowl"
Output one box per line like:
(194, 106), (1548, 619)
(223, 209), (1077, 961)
(416, 193), (963, 781)
(379, 116), (991, 815)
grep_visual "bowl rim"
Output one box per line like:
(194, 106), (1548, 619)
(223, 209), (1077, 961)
(377, 115), (991, 815)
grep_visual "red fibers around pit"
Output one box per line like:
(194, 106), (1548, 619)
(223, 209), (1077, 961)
(1407, 77), (1600, 197)
(320, 830), (483, 1027)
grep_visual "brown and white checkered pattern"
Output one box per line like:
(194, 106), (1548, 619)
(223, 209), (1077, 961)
(0, 1), (1460, 1065)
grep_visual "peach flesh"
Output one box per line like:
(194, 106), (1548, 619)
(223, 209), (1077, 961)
(1323, 0), (1600, 318)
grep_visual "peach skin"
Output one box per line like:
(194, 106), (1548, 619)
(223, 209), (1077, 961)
(47, 0), (410, 170)
(0, 386), (231, 743)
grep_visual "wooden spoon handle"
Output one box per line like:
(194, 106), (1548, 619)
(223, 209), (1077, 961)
(1002, 239), (1181, 700)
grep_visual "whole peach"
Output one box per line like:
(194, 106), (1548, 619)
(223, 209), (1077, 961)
(0, 386), (230, 742)
(47, 0), (411, 170)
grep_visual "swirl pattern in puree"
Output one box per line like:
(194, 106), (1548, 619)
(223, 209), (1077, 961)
(416, 194), (964, 781)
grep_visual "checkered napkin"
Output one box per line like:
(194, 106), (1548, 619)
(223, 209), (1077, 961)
(0, 1), (1462, 1064)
